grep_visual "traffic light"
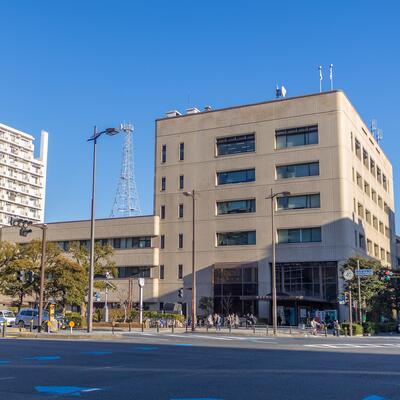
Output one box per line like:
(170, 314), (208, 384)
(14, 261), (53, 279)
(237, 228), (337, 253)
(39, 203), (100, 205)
(382, 270), (393, 282)
(17, 270), (25, 282)
(178, 288), (184, 298)
(10, 217), (33, 237)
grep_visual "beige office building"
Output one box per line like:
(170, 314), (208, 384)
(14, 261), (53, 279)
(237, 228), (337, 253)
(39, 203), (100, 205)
(1, 90), (396, 323)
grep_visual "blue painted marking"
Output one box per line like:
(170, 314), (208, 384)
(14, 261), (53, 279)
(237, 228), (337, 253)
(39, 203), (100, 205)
(35, 386), (101, 396)
(362, 396), (387, 400)
(83, 351), (112, 356)
(174, 344), (193, 347)
(0, 360), (10, 365)
(27, 356), (60, 361)
(135, 346), (158, 351)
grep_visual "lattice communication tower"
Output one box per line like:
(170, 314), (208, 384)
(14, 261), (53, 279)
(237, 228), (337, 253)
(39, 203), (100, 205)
(110, 123), (141, 217)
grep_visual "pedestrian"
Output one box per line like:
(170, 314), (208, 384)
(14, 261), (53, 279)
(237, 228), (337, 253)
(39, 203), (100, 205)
(207, 314), (213, 328)
(215, 314), (222, 331)
(277, 315), (282, 326)
(234, 314), (240, 329)
(310, 318), (320, 335)
(333, 320), (341, 337)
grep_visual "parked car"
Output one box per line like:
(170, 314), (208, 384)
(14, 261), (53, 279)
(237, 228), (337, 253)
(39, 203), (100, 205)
(0, 310), (15, 326)
(15, 309), (49, 328)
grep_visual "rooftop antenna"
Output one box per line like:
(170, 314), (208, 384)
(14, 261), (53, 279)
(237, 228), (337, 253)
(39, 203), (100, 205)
(371, 119), (383, 143)
(319, 65), (323, 93)
(329, 64), (333, 90)
(110, 123), (142, 218)
(275, 84), (287, 99)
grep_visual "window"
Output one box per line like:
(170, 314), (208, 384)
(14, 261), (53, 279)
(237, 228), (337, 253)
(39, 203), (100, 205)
(277, 227), (322, 243)
(178, 233), (184, 249)
(378, 196), (383, 209)
(178, 204), (184, 218)
(178, 264), (183, 279)
(161, 177), (166, 191)
(387, 252), (391, 264)
(363, 149), (369, 168)
(276, 162), (319, 179)
(119, 266), (151, 278)
(365, 209), (371, 224)
(356, 172), (362, 188)
(112, 237), (151, 249)
(161, 144), (167, 163)
(275, 125), (318, 149)
(370, 158), (376, 176)
(160, 235), (165, 249)
(217, 199), (255, 215)
(367, 239), (372, 254)
(364, 181), (370, 196)
(377, 167), (382, 183)
(379, 221), (384, 234)
(179, 142), (184, 161)
(384, 202), (390, 214)
(159, 265), (165, 280)
(383, 174), (387, 191)
(277, 194), (320, 210)
(113, 238), (121, 249)
(385, 226), (390, 239)
(357, 203), (364, 218)
(216, 133), (255, 156)
(160, 205), (165, 219)
(217, 169), (255, 185)
(371, 189), (377, 203)
(217, 231), (256, 246)
(179, 175), (184, 190)
(373, 216), (378, 230)
(374, 243), (379, 257)
(380, 248), (385, 261)
(355, 138), (361, 159)
(359, 234), (366, 250)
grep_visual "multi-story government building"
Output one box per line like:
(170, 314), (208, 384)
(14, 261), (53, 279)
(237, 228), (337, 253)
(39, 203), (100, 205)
(0, 123), (48, 225)
(1, 91), (396, 324)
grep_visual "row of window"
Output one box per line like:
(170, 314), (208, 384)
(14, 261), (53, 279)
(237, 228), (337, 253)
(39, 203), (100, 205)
(160, 227), (322, 249)
(355, 232), (391, 264)
(57, 236), (153, 251)
(353, 135), (388, 192)
(160, 193), (321, 221)
(161, 175), (185, 191)
(355, 199), (390, 239)
(159, 264), (183, 280)
(160, 124), (320, 163)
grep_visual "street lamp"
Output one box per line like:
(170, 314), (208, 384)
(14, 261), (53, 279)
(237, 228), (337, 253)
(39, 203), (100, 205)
(265, 189), (290, 336)
(87, 125), (121, 333)
(183, 190), (197, 331)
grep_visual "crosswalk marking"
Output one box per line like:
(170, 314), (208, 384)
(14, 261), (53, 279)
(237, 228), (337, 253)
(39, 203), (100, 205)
(305, 343), (400, 349)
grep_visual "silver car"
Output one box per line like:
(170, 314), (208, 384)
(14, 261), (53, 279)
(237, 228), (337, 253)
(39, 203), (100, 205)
(0, 310), (15, 326)
(15, 309), (49, 328)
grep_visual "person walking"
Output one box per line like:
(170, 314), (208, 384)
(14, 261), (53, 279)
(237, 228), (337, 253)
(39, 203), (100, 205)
(333, 320), (341, 337)
(215, 314), (222, 331)
(310, 318), (320, 336)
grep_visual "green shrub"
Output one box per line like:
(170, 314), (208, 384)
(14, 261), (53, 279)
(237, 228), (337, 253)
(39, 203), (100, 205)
(341, 323), (363, 335)
(65, 312), (86, 328)
(142, 311), (184, 322)
(108, 309), (127, 322)
(362, 321), (376, 335)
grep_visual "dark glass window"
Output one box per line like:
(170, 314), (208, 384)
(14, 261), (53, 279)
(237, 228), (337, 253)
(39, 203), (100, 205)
(216, 133), (255, 156)
(277, 227), (321, 243)
(161, 177), (166, 191)
(160, 235), (165, 249)
(113, 238), (121, 248)
(179, 142), (184, 161)
(275, 125), (318, 149)
(160, 205), (165, 219)
(217, 231), (256, 246)
(119, 266), (151, 278)
(178, 204), (184, 218)
(112, 237), (151, 249)
(178, 264), (183, 279)
(178, 233), (183, 249)
(276, 162), (319, 179)
(161, 144), (167, 163)
(277, 194), (320, 210)
(159, 265), (165, 280)
(179, 175), (184, 190)
(217, 199), (256, 215)
(217, 169), (255, 185)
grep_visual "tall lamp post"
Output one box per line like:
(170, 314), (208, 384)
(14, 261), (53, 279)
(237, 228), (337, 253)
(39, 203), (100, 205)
(265, 189), (290, 336)
(183, 190), (197, 331)
(87, 125), (121, 333)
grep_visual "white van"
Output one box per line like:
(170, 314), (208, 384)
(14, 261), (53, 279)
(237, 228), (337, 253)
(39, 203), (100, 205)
(0, 310), (16, 326)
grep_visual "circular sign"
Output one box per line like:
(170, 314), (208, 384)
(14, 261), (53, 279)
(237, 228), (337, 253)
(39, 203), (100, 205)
(69, 321), (75, 328)
(343, 269), (354, 281)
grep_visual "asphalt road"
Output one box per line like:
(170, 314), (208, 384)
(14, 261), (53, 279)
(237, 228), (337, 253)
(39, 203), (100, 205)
(1, 334), (400, 399)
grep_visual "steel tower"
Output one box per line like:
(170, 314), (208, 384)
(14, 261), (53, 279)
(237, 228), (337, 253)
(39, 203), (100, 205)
(110, 123), (141, 217)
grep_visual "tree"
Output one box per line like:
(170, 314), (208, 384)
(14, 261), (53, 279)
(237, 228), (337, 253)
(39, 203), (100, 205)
(222, 294), (234, 315)
(342, 256), (386, 321)
(199, 296), (214, 315)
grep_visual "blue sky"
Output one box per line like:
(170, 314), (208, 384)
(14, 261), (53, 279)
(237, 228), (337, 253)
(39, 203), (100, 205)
(1, 1), (399, 227)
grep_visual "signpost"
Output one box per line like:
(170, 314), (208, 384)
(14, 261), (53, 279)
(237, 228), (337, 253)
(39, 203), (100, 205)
(354, 268), (373, 277)
(138, 278), (145, 325)
(69, 321), (75, 334)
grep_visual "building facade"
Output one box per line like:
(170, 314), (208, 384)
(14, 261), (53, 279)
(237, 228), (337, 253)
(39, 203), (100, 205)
(0, 123), (48, 225)
(0, 91), (396, 323)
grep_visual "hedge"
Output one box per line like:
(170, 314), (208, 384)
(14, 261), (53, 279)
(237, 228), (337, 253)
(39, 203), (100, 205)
(341, 323), (363, 335)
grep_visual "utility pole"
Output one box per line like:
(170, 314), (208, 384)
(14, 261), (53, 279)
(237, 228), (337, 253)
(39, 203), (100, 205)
(38, 225), (47, 332)
(348, 290), (353, 336)
(356, 259), (362, 323)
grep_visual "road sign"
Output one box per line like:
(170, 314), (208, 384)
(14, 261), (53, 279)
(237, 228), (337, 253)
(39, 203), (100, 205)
(138, 278), (145, 288)
(338, 295), (346, 305)
(343, 269), (354, 281)
(69, 321), (75, 328)
(355, 268), (374, 277)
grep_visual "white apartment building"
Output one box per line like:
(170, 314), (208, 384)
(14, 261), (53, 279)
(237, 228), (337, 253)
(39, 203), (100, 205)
(0, 123), (48, 225)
